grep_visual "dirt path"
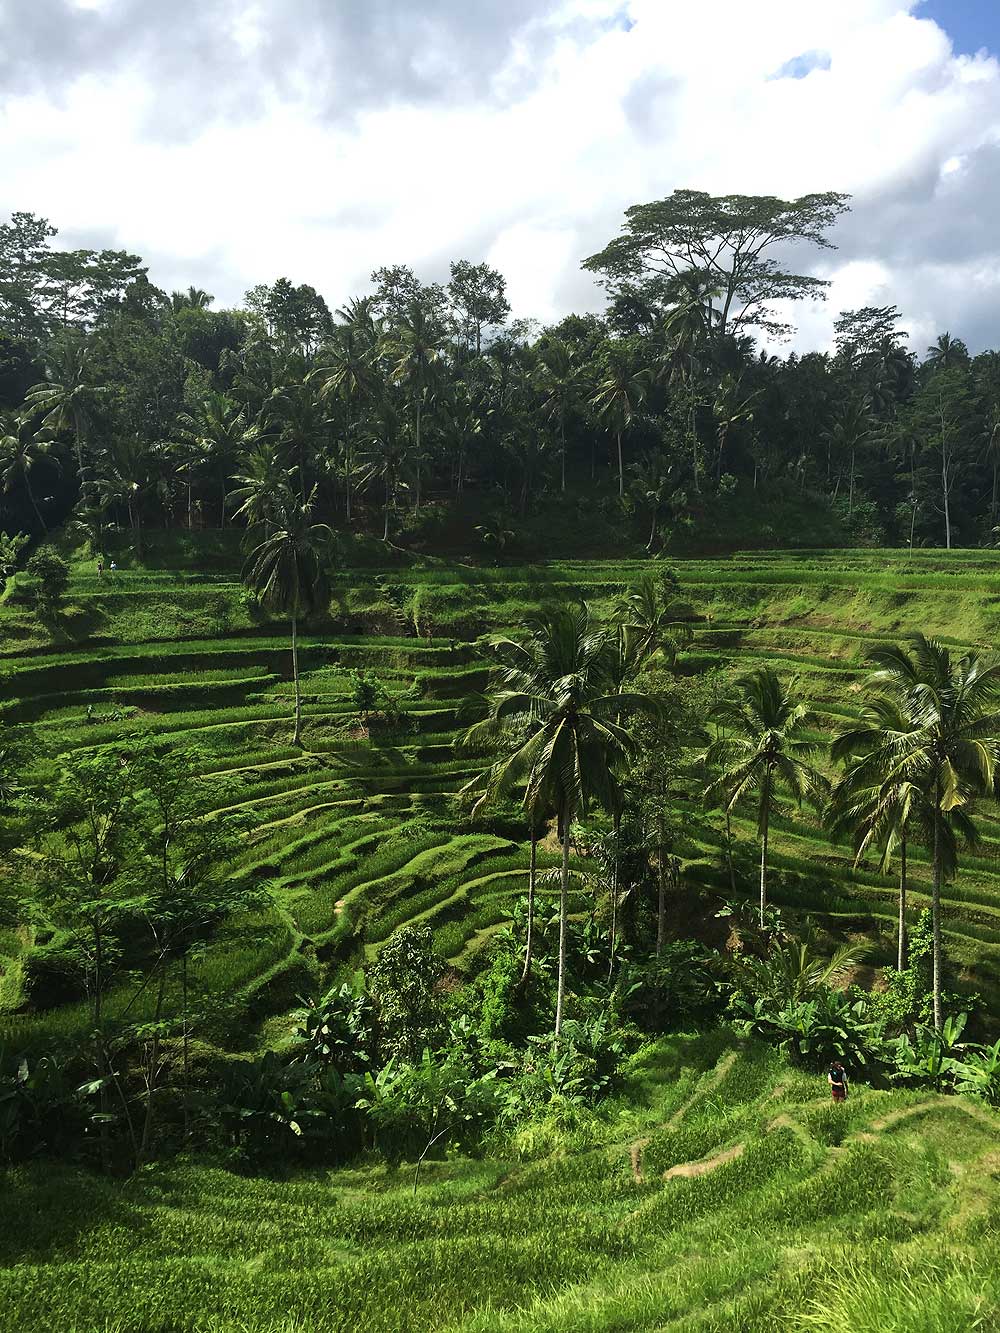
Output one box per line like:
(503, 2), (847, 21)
(664, 1143), (744, 1180)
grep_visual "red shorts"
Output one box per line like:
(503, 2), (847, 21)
(831, 1085), (846, 1103)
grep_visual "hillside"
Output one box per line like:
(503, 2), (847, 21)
(5, 540), (1000, 1054)
(4, 1038), (1000, 1332)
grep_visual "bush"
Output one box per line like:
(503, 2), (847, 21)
(369, 925), (447, 1063)
(24, 550), (69, 615)
(618, 943), (724, 1032)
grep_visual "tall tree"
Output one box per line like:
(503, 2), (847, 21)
(242, 488), (335, 746)
(465, 605), (651, 1032)
(705, 667), (827, 928)
(0, 412), (58, 533)
(590, 344), (650, 500)
(849, 636), (1000, 1029)
(584, 189), (850, 341)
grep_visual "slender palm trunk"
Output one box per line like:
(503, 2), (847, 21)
(898, 833), (908, 973)
(725, 807), (737, 894)
(413, 397), (422, 512)
(555, 818), (570, 1036)
(291, 613), (302, 746)
(759, 772), (771, 930)
(932, 797), (943, 1031)
(560, 415), (566, 493)
(608, 812), (621, 982)
(616, 430), (624, 500)
(521, 832), (537, 985)
(656, 821), (666, 958)
(181, 952), (191, 1140)
(24, 470), (47, 534)
(383, 474), (391, 542)
(848, 447), (855, 517)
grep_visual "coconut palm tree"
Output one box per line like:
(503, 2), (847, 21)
(384, 300), (442, 512)
(360, 400), (408, 542)
(0, 412), (58, 533)
(614, 571), (693, 668)
(464, 604), (652, 1032)
(843, 636), (1000, 1029)
(589, 347), (651, 500)
(169, 287), (214, 311)
(175, 391), (256, 527)
(824, 394), (872, 516)
(925, 333), (969, 374)
(312, 312), (378, 522)
(242, 488), (335, 746)
(704, 667), (827, 929)
(24, 334), (97, 498)
(534, 339), (582, 493)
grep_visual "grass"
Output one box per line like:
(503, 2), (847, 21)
(6, 538), (1000, 1049)
(3, 1038), (1000, 1331)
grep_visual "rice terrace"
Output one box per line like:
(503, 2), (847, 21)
(9, 3), (1000, 1325)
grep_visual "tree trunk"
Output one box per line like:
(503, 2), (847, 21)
(560, 415), (566, 494)
(656, 814), (666, 958)
(521, 832), (537, 985)
(616, 430), (624, 500)
(383, 474), (391, 542)
(932, 796), (944, 1032)
(139, 968), (167, 1166)
(24, 471), (47, 534)
(725, 806), (737, 894)
(182, 952), (191, 1141)
(848, 447), (855, 518)
(413, 398), (422, 513)
(608, 811), (621, 982)
(220, 478), (227, 529)
(898, 832), (908, 974)
(942, 450), (951, 550)
(291, 613), (302, 747)
(555, 819), (570, 1036)
(759, 773), (771, 930)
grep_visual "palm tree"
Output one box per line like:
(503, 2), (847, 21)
(464, 604), (651, 1032)
(614, 572), (693, 668)
(712, 373), (761, 485)
(829, 697), (929, 972)
(24, 334), (97, 499)
(312, 313), (378, 522)
(705, 667), (827, 929)
(242, 488), (335, 746)
(925, 333), (969, 373)
(844, 636), (1000, 1029)
(360, 400), (408, 542)
(534, 340), (581, 492)
(0, 413), (58, 533)
(169, 287), (214, 311)
(385, 300), (442, 512)
(229, 447), (295, 533)
(589, 347), (651, 500)
(824, 395), (871, 516)
(175, 392), (256, 527)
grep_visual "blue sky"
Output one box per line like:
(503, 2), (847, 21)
(921, 0), (1000, 56)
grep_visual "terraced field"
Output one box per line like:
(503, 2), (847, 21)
(5, 542), (1000, 1048)
(5, 1034), (1000, 1331)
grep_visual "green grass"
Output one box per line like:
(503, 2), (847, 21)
(7, 540), (1000, 1046)
(4, 1039), (1000, 1331)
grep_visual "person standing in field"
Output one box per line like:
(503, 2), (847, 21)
(828, 1062), (848, 1103)
(97, 558), (104, 577)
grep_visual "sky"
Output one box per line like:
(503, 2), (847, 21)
(2, 0), (1000, 354)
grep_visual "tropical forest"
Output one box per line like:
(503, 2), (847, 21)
(5, 184), (1000, 1332)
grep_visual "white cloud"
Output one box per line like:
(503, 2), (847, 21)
(2, 0), (1000, 351)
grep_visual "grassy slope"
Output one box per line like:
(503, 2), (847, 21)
(4, 1038), (1000, 1332)
(6, 542), (1000, 1049)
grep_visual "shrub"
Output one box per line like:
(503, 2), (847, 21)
(24, 550), (69, 615)
(368, 925), (447, 1063)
